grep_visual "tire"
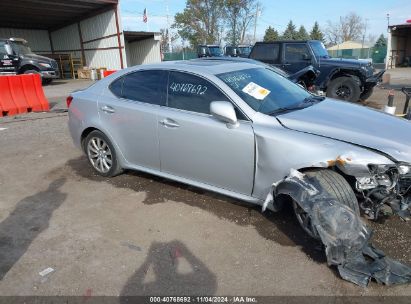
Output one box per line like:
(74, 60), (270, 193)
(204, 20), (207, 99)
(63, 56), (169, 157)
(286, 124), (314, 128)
(326, 76), (361, 102)
(360, 87), (374, 101)
(292, 169), (359, 239)
(42, 78), (53, 85)
(84, 130), (123, 177)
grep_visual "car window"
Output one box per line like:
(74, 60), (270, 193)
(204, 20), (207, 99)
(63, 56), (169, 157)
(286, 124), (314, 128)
(0, 41), (7, 56)
(250, 44), (280, 63)
(109, 77), (123, 97)
(122, 70), (167, 106)
(167, 71), (246, 119)
(285, 44), (310, 62)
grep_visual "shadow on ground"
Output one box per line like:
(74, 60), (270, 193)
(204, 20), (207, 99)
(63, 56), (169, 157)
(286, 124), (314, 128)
(66, 157), (326, 264)
(0, 178), (66, 280)
(120, 240), (217, 297)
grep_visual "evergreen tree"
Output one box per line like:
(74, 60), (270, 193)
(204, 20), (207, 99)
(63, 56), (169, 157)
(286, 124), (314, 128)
(374, 34), (387, 48)
(282, 20), (297, 40)
(263, 26), (279, 42)
(296, 25), (310, 40)
(310, 21), (325, 42)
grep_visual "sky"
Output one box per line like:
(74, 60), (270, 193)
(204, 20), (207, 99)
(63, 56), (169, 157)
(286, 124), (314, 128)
(120, 0), (411, 44)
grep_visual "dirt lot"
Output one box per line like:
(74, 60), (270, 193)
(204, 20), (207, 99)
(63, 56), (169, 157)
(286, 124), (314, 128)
(0, 76), (410, 300)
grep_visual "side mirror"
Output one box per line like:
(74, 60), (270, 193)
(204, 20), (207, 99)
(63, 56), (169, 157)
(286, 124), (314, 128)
(210, 101), (238, 127)
(4, 44), (13, 55)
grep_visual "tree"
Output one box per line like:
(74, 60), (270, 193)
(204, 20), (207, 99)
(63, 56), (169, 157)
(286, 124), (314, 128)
(160, 28), (178, 53)
(173, 0), (225, 47)
(224, 0), (257, 45)
(310, 21), (324, 42)
(325, 12), (365, 45)
(295, 25), (310, 40)
(282, 20), (297, 40)
(374, 34), (387, 48)
(263, 26), (279, 42)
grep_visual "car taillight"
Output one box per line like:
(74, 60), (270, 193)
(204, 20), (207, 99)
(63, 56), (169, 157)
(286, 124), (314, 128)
(66, 96), (73, 108)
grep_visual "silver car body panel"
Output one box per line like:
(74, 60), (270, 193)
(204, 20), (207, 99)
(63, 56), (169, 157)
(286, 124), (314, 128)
(68, 60), (410, 210)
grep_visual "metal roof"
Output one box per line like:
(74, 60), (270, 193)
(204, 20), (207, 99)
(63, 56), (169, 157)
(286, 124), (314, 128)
(0, 0), (118, 30)
(124, 31), (160, 43)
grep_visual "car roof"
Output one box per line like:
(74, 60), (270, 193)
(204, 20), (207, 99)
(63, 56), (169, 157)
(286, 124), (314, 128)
(129, 59), (263, 76)
(255, 40), (316, 44)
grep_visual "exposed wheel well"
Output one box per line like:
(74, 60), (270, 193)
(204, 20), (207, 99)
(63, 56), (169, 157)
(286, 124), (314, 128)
(81, 127), (100, 151)
(19, 65), (39, 74)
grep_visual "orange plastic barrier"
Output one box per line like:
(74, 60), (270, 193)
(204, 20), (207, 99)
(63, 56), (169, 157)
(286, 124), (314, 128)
(0, 74), (49, 117)
(103, 70), (117, 77)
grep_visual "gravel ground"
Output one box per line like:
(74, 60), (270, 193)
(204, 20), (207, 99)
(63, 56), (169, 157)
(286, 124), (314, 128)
(0, 78), (410, 300)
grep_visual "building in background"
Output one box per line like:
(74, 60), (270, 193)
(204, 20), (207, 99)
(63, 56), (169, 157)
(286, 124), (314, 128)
(386, 22), (411, 69)
(327, 41), (372, 60)
(0, 0), (161, 77)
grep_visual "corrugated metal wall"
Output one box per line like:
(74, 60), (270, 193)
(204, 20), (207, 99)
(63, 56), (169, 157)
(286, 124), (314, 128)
(51, 23), (81, 58)
(125, 38), (161, 67)
(81, 9), (125, 69)
(49, 9), (126, 70)
(0, 28), (51, 53)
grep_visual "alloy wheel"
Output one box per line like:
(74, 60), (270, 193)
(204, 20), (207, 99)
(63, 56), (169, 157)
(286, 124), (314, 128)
(87, 137), (113, 174)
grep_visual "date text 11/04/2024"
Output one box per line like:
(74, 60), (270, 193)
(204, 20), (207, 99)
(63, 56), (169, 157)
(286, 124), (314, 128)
(149, 296), (257, 303)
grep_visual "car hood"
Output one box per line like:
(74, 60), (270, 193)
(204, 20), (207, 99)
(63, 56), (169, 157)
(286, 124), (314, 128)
(276, 98), (411, 163)
(319, 57), (368, 68)
(21, 53), (54, 63)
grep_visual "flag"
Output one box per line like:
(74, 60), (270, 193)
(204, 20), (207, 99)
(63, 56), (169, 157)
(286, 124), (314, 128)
(143, 8), (148, 23)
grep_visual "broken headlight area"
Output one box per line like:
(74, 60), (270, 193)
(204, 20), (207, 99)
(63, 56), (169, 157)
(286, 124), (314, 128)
(263, 169), (411, 287)
(355, 164), (411, 221)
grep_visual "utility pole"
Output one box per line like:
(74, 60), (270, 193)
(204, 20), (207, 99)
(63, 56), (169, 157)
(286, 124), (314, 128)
(166, 1), (172, 53)
(386, 13), (390, 32)
(361, 18), (368, 58)
(253, 3), (259, 43)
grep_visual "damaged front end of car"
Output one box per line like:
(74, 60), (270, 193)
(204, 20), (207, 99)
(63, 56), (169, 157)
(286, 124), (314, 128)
(331, 154), (411, 221)
(263, 169), (411, 287)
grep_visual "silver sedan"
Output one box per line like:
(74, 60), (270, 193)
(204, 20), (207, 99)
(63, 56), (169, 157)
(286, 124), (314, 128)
(68, 60), (411, 236)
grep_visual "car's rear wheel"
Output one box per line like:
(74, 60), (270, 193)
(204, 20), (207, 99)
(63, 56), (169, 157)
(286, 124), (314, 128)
(326, 76), (361, 102)
(292, 169), (359, 239)
(84, 130), (123, 177)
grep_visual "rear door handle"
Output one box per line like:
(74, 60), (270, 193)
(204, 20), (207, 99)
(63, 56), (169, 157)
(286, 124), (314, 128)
(101, 105), (115, 114)
(160, 118), (180, 128)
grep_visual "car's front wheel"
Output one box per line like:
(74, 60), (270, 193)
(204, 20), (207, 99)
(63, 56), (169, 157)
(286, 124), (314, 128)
(292, 169), (359, 239)
(326, 76), (361, 102)
(84, 130), (123, 177)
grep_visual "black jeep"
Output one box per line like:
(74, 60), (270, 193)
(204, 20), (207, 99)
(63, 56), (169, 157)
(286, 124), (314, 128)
(0, 38), (59, 85)
(249, 40), (384, 102)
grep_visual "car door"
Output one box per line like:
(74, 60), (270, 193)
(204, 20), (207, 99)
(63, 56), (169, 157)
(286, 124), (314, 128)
(282, 43), (312, 73)
(0, 41), (18, 74)
(98, 70), (167, 170)
(157, 71), (255, 195)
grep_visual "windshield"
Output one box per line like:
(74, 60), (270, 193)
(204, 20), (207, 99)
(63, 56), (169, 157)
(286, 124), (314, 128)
(208, 46), (223, 57)
(11, 42), (32, 55)
(309, 41), (329, 58)
(238, 46), (251, 56)
(217, 68), (315, 115)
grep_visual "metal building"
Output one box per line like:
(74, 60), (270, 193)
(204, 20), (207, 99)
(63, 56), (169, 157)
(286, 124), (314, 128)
(386, 23), (411, 69)
(0, 0), (161, 74)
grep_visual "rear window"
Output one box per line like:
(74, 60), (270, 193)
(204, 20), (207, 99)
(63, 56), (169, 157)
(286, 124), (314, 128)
(250, 44), (280, 63)
(121, 70), (167, 106)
